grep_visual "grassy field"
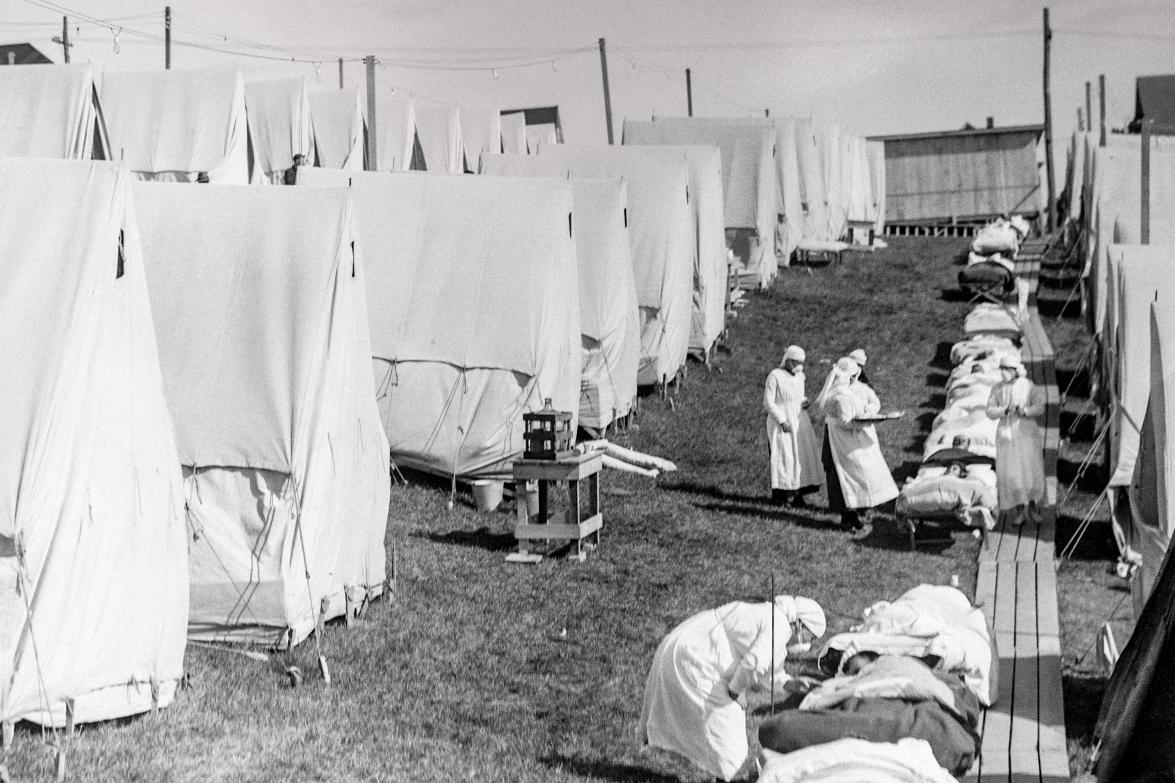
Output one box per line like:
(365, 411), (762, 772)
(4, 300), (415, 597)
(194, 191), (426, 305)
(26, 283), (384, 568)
(10, 237), (985, 782)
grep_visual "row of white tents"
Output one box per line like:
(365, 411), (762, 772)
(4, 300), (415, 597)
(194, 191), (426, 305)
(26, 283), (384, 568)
(0, 62), (888, 731)
(1063, 129), (1175, 780)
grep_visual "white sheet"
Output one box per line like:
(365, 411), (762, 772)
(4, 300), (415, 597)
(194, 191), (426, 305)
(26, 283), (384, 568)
(309, 87), (364, 169)
(0, 63), (99, 159)
(245, 78), (313, 183)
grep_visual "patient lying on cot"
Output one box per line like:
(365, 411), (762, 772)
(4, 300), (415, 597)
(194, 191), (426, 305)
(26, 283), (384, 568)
(896, 461), (997, 531)
(757, 654), (982, 776)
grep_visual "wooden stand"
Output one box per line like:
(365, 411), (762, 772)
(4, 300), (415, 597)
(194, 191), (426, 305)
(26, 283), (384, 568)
(508, 452), (603, 563)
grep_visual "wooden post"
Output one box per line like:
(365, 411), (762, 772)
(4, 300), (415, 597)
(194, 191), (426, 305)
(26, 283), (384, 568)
(1099, 74), (1107, 147)
(1042, 7), (1056, 233)
(164, 6), (171, 69)
(598, 38), (614, 144)
(685, 68), (693, 117)
(1142, 118), (1152, 245)
(765, 108), (770, 118)
(365, 55), (377, 171)
(338, 57), (344, 88)
(61, 16), (70, 63)
(1085, 80), (1092, 134)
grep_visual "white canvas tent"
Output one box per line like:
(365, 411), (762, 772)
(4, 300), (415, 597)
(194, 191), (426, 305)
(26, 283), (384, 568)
(480, 157), (640, 430)
(626, 117), (779, 287)
(298, 168), (581, 479)
(135, 182), (389, 646)
(309, 87), (365, 170)
(0, 158), (187, 725)
(817, 122), (847, 241)
(794, 118), (830, 241)
(866, 139), (887, 237)
(0, 63), (107, 160)
(530, 145), (694, 386)
(245, 77), (313, 184)
(410, 103), (466, 173)
(100, 67), (248, 184)
(1126, 303), (1175, 613)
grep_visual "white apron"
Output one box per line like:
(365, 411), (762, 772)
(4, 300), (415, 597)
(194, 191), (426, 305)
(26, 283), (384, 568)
(764, 368), (822, 490)
(986, 376), (1045, 509)
(825, 390), (899, 508)
(637, 602), (793, 781)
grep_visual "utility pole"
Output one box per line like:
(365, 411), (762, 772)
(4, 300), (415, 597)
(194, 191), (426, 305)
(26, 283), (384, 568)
(365, 55), (377, 171)
(1042, 7), (1056, 233)
(598, 38), (614, 144)
(765, 108), (770, 118)
(1142, 118), (1152, 244)
(52, 16), (71, 63)
(1099, 74), (1107, 147)
(685, 68), (692, 117)
(338, 58), (344, 89)
(1085, 81), (1092, 134)
(164, 6), (171, 69)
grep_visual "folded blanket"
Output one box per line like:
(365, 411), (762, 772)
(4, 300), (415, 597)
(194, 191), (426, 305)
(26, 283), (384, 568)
(896, 474), (996, 526)
(964, 303), (1021, 336)
(971, 219), (1020, 256)
(757, 740), (958, 783)
(950, 336), (1020, 367)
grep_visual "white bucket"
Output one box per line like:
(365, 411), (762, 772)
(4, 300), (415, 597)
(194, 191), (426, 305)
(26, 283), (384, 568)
(470, 480), (504, 512)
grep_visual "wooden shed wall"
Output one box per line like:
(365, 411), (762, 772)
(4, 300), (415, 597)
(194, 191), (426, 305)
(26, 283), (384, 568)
(883, 131), (1040, 222)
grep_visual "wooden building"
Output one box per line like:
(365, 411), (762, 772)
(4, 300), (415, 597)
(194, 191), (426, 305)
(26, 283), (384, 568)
(868, 123), (1043, 231)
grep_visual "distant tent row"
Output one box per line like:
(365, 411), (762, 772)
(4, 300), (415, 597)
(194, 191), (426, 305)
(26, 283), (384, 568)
(1061, 122), (1175, 779)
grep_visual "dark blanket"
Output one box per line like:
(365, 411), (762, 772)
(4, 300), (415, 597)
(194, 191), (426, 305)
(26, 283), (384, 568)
(758, 674), (981, 776)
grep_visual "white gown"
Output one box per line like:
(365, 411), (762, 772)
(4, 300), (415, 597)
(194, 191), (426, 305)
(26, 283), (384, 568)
(985, 376), (1045, 509)
(764, 368), (822, 490)
(825, 388), (899, 509)
(637, 601), (794, 781)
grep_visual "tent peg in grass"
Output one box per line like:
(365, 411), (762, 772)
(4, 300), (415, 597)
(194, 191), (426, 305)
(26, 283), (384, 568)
(769, 571), (776, 717)
(319, 655), (332, 685)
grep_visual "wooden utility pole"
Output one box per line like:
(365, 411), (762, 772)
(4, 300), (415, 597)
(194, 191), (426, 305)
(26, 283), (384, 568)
(1042, 7), (1056, 232)
(61, 17), (70, 63)
(1099, 74), (1107, 147)
(765, 108), (770, 118)
(365, 55), (377, 171)
(1085, 81), (1092, 134)
(1142, 118), (1152, 244)
(598, 38), (614, 144)
(164, 6), (171, 69)
(338, 58), (344, 88)
(685, 68), (693, 117)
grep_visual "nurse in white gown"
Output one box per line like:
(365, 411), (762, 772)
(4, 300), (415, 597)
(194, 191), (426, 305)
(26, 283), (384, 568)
(985, 357), (1046, 525)
(637, 596), (827, 781)
(764, 345), (823, 506)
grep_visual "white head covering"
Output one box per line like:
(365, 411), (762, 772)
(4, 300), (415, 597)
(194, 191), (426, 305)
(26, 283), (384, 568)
(848, 348), (867, 367)
(814, 357), (858, 414)
(782, 345), (805, 364)
(775, 595), (827, 639)
(999, 355), (1027, 377)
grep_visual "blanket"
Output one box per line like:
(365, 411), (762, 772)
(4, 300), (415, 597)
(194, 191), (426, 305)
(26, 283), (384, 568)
(757, 740), (957, 783)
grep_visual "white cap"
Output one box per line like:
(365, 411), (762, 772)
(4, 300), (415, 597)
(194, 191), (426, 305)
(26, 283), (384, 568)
(848, 348), (867, 366)
(783, 345), (806, 362)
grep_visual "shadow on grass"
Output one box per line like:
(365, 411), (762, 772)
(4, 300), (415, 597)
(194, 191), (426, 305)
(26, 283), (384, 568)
(925, 371), (950, 388)
(692, 499), (838, 530)
(540, 754), (682, 783)
(1054, 514), (1118, 561)
(852, 516), (960, 555)
(1064, 670), (1109, 748)
(892, 458), (926, 483)
(930, 342), (955, 371)
(1058, 456), (1106, 491)
(938, 287), (973, 304)
(662, 479), (772, 506)
(420, 526), (517, 552)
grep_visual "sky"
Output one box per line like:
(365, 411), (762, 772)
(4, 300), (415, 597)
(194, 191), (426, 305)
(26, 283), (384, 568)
(9, 0), (1175, 174)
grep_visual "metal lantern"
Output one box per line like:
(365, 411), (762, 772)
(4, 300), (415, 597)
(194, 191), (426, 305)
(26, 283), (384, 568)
(522, 397), (574, 460)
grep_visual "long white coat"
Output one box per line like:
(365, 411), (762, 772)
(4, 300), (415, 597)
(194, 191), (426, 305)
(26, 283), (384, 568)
(637, 601), (795, 781)
(825, 387), (899, 508)
(985, 376), (1046, 508)
(764, 368), (822, 490)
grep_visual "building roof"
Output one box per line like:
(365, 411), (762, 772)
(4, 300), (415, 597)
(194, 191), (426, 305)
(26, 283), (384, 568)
(1132, 75), (1175, 132)
(0, 43), (52, 65)
(867, 124), (1043, 143)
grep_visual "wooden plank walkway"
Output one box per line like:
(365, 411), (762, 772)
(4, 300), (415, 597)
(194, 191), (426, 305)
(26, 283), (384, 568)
(963, 236), (1070, 783)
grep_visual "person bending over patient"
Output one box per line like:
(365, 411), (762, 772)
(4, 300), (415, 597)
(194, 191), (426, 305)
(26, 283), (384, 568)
(637, 596), (827, 781)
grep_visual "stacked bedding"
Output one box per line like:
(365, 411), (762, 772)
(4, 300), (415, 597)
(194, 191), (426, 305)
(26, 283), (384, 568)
(895, 319), (1022, 530)
(958, 216), (1030, 295)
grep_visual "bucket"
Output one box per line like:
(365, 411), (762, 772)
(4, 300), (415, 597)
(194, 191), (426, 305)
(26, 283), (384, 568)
(470, 480), (504, 512)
